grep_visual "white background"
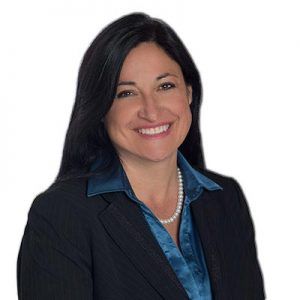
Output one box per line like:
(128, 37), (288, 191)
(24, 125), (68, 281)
(1, 0), (299, 299)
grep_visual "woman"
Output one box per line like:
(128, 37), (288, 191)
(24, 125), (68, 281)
(17, 12), (265, 300)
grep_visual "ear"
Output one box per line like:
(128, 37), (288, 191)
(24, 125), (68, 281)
(187, 85), (193, 105)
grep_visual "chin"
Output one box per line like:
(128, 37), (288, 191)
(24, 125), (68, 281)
(134, 148), (177, 162)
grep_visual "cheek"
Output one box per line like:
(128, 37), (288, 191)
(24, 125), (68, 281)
(174, 100), (192, 130)
(104, 104), (133, 135)
(172, 97), (191, 119)
(103, 107), (121, 136)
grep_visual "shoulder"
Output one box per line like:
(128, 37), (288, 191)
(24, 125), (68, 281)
(28, 178), (88, 219)
(199, 167), (250, 210)
(26, 177), (108, 245)
(194, 167), (253, 224)
(29, 177), (108, 218)
(194, 166), (242, 196)
(198, 167), (256, 239)
(21, 178), (95, 274)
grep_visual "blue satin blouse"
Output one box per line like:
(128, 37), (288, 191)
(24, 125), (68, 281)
(87, 149), (223, 299)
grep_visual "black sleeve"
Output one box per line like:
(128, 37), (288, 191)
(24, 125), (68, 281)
(17, 195), (93, 300)
(231, 178), (266, 299)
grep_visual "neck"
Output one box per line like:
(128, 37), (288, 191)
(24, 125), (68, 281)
(118, 150), (179, 208)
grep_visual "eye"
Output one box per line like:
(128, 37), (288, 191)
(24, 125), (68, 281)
(159, 82), (176, 90)
(115, 90), (135, 99)
(115, 82), (176, 99)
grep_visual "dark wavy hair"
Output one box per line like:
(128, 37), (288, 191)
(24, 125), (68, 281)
(54, 12), (207, 183)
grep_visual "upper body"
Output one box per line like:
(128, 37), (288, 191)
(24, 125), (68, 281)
(87, 149), (221, 299)
(17, 13), (265, 300)
(17, 153), (265, 299)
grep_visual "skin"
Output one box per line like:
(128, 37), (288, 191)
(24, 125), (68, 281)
(103, 42), (192, 234)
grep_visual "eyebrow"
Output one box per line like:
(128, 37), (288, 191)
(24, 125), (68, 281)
(117, 72), (178, 86)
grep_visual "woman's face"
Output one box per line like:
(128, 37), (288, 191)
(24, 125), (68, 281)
(104, 42), (192, 163)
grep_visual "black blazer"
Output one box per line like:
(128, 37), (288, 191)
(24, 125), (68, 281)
(17, 167), (266, 299)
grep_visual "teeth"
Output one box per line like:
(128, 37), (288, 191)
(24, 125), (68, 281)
(138, 124), (170, 135)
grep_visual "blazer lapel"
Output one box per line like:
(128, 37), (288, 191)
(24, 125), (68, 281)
(98, 191), (189, 299)
(190, 188), (224, 300)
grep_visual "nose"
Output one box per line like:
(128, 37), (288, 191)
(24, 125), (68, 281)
(137, 93), (161, 121)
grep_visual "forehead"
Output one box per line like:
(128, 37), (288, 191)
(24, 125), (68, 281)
(118, 42), (182, 80)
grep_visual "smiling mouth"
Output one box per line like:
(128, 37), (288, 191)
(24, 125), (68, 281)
(135, 122), (173, 137)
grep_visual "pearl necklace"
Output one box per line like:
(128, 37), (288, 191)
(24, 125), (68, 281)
(159, 167), (184, 224)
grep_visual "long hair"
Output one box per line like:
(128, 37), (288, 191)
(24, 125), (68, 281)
(54, 12), (206, 183)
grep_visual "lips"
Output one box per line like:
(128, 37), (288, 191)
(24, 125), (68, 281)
(134, 121), (173, 131)
(135, 122), (173, 139)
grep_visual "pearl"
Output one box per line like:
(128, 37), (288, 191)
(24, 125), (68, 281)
(158, 167), (184, 224)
